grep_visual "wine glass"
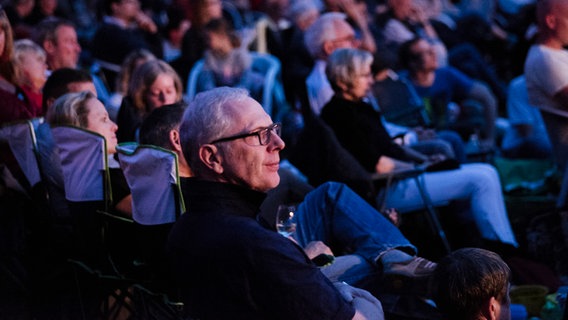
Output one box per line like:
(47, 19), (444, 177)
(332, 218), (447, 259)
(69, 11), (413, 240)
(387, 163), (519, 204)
(275, 205), (297, 238)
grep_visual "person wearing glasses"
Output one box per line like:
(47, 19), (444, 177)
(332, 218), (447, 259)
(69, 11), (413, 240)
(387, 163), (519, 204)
(167, 86), (385, 319)
(142, 101), (437, 299)
(321, 48), (517, 249)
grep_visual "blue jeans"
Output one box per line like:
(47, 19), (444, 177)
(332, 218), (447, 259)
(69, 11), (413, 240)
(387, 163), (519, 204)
(292, 182), (416, 284)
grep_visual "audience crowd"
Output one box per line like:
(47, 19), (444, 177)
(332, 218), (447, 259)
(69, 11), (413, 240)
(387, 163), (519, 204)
(2, 0), (567, 319)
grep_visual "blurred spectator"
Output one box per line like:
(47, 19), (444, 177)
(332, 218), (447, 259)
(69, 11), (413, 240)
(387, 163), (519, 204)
(3, 0), (35, 39)
(172, 0), (223, 85)
(91, 0), (163, 89)
(32, 18), (81, 71)
(501, 75), (552, 159)
(322, 0), (377, 54)
(0, 9), (38, 123)
(13, 39), (47, 116)
(304, 12), (358, 116)
(524, 0), (568, 178)
(280, 0), (318, 107)
(161, 7), (190, 63)
(398, 37), (497, 148)
(25, 0), (69, 25)
(107, 48), (156, 119)
(196, 18), (264, 103)
(116, 59), (182, 142)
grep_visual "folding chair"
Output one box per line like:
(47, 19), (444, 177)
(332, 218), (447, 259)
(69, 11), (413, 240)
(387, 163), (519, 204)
(0, 118), (43, 195)
(371, 72), (430, 128)
(116, 143), (185, 288)
(130, 284), (185, 320)
(0, 118), (52, 293)
(116, 143), (185, 226)
(52, 127), (139, 317)
(68, 259), (137, 320)
(51, 125), (113, 265)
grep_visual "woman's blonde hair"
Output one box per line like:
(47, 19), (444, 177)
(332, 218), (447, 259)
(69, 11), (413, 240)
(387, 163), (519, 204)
(127, 59), (182, 114)
(46, 91), (97, 128)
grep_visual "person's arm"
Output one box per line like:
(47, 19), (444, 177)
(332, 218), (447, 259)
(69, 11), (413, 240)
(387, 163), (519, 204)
(375, 156), (415, 174)
(334, 282), (384, 320)
(336, 0), (377, 53)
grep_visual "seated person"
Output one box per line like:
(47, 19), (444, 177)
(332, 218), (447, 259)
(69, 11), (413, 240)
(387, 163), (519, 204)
(0, 9), (39, 124)
(46, 91), (132, 217)
(167, 86), (384, 319)
(195, 18), (264, 104)
(116, 59), (183, 142)
(432, 248), (512, 320)
(36, 68), (98, 221)
(398, 37), (498, 149)
(321, 48), (517, 248)
(140, 100), (437, 290)
(501, 75), (553, 159)
(90, 0), (163, 87)
(370, 52), (466, 163)
(13, 39), (47, 116)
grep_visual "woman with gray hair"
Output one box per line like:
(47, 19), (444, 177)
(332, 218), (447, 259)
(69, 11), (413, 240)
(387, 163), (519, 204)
(321, 48), (518, 249)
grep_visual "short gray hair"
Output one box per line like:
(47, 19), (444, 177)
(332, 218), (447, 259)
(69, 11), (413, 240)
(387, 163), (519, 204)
(326, 48), (373, 93)
(179, 87), (250, 176)
(304, 12), (347, 59)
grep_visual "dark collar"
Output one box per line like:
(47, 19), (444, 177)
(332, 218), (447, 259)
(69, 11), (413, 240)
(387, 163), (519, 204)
(181, 178), (267, 219)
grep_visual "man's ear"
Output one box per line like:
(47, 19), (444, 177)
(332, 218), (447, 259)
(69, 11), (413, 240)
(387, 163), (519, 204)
(43, 40), (55, 55)
(336, 79), (350, 93)
(480, 297), (500, 320)
(545, 13), (556, 30)
(322, 40), (335, 57)
(169, 129), (182, 152)
(198, 144), (224, 174)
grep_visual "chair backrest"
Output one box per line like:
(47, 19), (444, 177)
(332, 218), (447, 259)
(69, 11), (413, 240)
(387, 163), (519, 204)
(371, 72), (430, 127)
(116, 143), (185, 225)
(0, 118), (43, 190)
(185, 52), (281, 117)
(51, 125), (111, 209)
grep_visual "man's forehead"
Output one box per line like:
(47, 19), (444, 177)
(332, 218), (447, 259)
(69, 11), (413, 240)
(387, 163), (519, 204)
(226, 97), (272, 130)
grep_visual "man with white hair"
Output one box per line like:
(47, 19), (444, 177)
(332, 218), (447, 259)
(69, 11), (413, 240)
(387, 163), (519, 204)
(168, 87), (384, 319)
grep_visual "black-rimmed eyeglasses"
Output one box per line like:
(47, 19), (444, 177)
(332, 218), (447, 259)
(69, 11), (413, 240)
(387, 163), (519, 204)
(209, 123), (282, 146)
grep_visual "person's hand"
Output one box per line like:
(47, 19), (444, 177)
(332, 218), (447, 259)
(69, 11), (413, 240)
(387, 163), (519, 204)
(336, 0), (368, 28)
(303, 241), (333, 260)
(136, 11), (158, 33)
(408, 2), (429, 25)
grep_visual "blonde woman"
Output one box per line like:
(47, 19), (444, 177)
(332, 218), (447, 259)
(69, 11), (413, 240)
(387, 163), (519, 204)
(47, 91), (132, 216)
